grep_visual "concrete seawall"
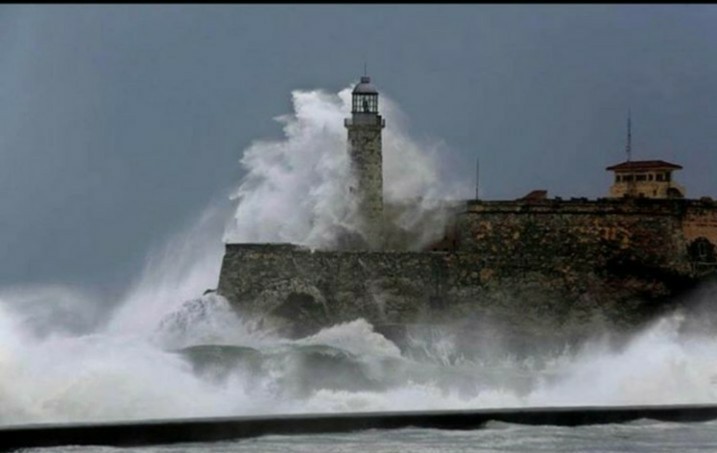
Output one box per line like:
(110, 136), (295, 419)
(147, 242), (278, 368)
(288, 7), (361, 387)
(4, 404), (717, 450)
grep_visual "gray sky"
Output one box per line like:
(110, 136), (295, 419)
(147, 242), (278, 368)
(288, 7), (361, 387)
(1, 5), (716, 296)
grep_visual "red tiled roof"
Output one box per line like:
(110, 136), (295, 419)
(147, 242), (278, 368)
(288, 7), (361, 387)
(605, 160), (683, 171)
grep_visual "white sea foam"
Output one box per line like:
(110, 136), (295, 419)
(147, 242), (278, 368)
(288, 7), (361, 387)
(4, 273), (717, 426)
(3, 241), (717, 425)
(523, 314), (717, 407)
(2, 83), (717, 426)
(295, 319), (402, 359)
(223, 84), (462, 249)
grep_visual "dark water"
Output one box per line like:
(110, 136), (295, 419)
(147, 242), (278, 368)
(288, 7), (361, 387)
(21, 420), (717, 452)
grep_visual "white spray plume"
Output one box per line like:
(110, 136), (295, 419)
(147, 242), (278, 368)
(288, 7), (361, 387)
(0, 285), (102, 339)
(0, 203), (262, 425)
(3, 206), (717, 424)
(107, 203), (227, 336)
(5, 82), (717, 427)
(224, 84), (464, 249)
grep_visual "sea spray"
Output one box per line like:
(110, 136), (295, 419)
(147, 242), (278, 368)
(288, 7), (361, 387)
(296, 319), (402, 359)
(154, 294), (277, 351)
(523, 313), (717, 407)
(0, 286), (104, 341)
(224, 84), (464, 250)
(5, 271), (717, 424)
(226, 89), (355, 247)
(3, 83), (717, 426)
(0, 205), (255, 424)
(107, 204), (227, 336)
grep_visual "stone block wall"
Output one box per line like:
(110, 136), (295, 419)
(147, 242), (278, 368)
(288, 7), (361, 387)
(683, 199), (717, 245)
(217, 198), (717, 342)
(454, 198), (693, 276)
(681, 199), (717, 267)
(218, 243), (443, 336)
(346, 115), (384, 248)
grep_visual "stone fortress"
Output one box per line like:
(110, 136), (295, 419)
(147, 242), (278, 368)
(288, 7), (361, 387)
(217, 76), (717, 346)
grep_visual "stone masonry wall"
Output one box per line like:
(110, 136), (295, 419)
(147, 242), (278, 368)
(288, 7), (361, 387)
(218, 198), (717, 343)
(346, 115), (384, 248)
(218, 244), (441, 336)
(682, 199), (717, 268)
(455, 198), (693, 276)
(683, 199), (717, 246)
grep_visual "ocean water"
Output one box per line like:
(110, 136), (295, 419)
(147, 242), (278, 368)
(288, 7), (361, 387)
(1, 204), (717, 450)
(4, 87), (717, 451)
(4, 227), (717, 453)
(20, 421), (717, 452)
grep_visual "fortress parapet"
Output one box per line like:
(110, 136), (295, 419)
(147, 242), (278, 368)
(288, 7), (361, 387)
(456, 197), (717, 276)
(218, 196), (717, 340)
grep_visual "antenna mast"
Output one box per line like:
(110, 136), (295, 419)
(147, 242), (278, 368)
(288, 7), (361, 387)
(475, 156), (480, 200)
(626, 109), (632, 162)
(626, 109), (636, 197)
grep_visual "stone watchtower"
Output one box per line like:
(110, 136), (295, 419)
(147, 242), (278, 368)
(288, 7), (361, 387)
(344, 76), (386, 248)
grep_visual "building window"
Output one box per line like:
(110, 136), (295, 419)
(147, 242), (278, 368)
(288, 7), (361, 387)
(665, 172), (672, 182)
(656, 173), (664, 181)
(636, 174), (647, 182)
(648, 174), (654, 181)
(352, 94), (378, 113)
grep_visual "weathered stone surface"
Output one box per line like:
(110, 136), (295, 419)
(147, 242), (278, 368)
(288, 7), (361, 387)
(346, 114), (385, 249)
(218, 198), (717, 343)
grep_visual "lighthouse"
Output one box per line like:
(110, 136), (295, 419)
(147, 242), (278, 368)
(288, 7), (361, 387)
(344, 75), (385, 248)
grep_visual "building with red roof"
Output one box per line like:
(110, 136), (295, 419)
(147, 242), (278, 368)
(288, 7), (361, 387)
(606, 159), (685, 199)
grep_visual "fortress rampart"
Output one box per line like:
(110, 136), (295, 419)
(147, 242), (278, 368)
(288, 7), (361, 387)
(217, 198), (717, 340)
(454, 198), (717, 274)
(456, 198), (710, 271)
